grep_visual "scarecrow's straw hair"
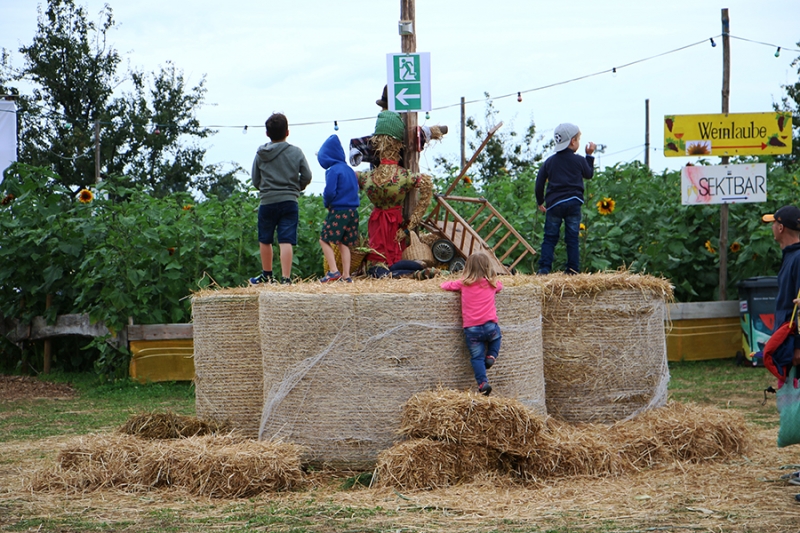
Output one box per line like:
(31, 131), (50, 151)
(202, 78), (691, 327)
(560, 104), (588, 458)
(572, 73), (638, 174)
(540, 272), (673, 423)
(118, 411), (231, 439)
(30, 434), (305, 498)
(398, 389), (547, 455)
(375, 393), (751, 490)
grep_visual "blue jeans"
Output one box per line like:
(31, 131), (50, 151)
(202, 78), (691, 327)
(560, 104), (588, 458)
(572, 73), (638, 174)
(463, 321), (501, 385)
(538, 199), (582, 274)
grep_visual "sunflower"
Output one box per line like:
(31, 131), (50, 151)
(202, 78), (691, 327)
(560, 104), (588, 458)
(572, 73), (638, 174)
(596, 197), (615, 215)
(167, 247), (176, 256)
(78, 189), (93, 203)
(1, 193), (14, 206)
(579, 222), (586, 237)
(729, 242), (741, 253)
(183, 204), (193, 210)
(704, 240), (716, 254)
(463, 176), (472, 186)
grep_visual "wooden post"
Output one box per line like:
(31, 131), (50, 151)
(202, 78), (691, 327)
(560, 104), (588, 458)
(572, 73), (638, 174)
(460, 96), (466, 170)
(718, 8), (730, 301)
(94, 120), (100, 184)
(401, 0), (419, 221)
(644, 99), (650, 168)
(43, 293), (52, 374)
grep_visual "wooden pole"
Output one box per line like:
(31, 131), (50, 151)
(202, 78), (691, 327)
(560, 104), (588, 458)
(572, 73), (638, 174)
(401, 0), (418, 222)
(460, 96), (466, 170)
(718, 8), (730, 301)
(94, 120), (100, 183)
(43, 293), (52, 374)
(644, 99), (650, 168)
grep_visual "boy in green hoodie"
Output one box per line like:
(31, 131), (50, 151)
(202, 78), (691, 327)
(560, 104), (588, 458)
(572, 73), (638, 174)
(249, 113), (312, 284)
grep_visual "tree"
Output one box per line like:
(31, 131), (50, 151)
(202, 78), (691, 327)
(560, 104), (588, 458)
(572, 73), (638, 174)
(774, 42), (800, 172)
(4, 0), (242, 196)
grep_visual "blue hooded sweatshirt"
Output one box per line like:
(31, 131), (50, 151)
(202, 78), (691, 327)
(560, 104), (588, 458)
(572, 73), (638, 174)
(318, 134), (360, 210)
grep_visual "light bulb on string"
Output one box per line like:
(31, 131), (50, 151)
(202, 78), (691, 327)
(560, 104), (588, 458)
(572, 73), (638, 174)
(775, 47), (781, 57)
(425, 111), (430, 120)
(612, 67), (617, 77)
(334, 120), (339, 131)
(517, 92), (522, 103)
(709, 38), (716, 47)
(242, 125), (248, 134)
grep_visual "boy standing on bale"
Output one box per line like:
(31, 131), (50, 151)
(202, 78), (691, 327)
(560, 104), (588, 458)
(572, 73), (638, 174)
(250, 113), (312, 285)
(535, 123), (596, 275)
(318, 134), (360, 283)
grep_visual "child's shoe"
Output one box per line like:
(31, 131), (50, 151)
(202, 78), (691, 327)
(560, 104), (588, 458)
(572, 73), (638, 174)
(478, 382), (492, 396)
(339, 277), (353, 283)
(249, 273), (267, 285)
(320, 271), (342, 283)
(485, 355), (496, 369)
(281, 277), (292, 285)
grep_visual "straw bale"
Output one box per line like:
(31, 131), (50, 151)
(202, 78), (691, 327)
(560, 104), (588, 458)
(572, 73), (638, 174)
(30, 434), (305, 498)
(192, 292), (262, 437)
(398, 389), (547, 455)
(118, 411), (231, 439)
(256, 282), (544, 468)
(540, 272), (671, 423)
(372, 438), (505, 490)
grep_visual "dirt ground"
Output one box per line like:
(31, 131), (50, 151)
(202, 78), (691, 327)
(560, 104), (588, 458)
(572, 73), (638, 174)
(0, 375), (77, 402)
(2, 378), (800, 532)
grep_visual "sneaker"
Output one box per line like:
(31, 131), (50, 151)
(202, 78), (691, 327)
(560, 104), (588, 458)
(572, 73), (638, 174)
(339, 277), (353, 283)
(796, 493), (800, 502)
(485, 355), (496, 369)
(281, 277), (292, 285)
(249, 273), (267, 285)
(789, 471), (800, 486)
(320, 271), (342, 283)
(478, 382), (492, 396)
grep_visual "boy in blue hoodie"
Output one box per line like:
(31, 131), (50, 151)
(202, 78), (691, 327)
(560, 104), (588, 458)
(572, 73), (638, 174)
(250, 113), (312, 285)
(318, 134), (361, 283)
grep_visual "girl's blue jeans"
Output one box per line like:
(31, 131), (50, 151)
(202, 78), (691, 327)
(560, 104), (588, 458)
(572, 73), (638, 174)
(463, 321), (502, 385)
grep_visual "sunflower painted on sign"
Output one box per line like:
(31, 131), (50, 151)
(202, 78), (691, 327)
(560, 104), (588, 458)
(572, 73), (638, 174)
(78, 189), (93, 203)
(596, 197), (615, 215)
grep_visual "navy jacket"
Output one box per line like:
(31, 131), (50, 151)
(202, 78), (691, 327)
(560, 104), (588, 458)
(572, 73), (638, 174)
(775, 241), (800, 352)
(318, 135), (360, 210)
(535, 149), (594, 209)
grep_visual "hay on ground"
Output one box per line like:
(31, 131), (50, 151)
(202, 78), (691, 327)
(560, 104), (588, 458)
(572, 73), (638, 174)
(118, 411), (231, 439)
(29, 434), (305, 498)
(376, 391), (752, 490)
(398, 389), (547, 455)
(372, 438), (505, 490)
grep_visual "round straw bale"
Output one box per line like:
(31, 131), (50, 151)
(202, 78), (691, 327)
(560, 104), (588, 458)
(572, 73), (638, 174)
(193, 292), (262, 437)
(373, 438), (504, 490)
(540, 273), (672, 423)
(256, 281), (544, 469)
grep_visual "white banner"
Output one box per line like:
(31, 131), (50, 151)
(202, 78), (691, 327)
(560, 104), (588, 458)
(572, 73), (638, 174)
(681, 163), (767, 205)
(0, 100), (17, 180)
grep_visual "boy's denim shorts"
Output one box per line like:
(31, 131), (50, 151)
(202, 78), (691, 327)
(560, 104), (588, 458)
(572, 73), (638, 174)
(258, 201), (299, 245)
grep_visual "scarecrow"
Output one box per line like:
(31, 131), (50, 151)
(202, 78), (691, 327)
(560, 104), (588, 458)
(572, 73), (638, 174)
(357, 109), (443, 271)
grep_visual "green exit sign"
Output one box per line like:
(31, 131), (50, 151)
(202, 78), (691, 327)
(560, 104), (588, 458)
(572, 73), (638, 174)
(386, 53), (431, 113)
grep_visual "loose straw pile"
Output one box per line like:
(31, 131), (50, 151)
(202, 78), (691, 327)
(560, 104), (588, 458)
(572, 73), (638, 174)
(374, 390), (751, 490)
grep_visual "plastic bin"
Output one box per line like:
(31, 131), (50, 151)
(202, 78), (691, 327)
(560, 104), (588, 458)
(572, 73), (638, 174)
(737, 276), (778, 366)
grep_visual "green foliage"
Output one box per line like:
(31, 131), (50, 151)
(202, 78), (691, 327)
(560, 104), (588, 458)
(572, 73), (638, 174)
(0, 163), (329, 377)
(3, 0), (242, 195)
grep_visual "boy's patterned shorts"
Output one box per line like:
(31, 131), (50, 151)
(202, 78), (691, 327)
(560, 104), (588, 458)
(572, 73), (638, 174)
(321, 208), (359, 247)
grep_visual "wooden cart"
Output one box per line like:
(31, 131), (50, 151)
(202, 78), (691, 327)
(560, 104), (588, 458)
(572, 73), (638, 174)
(419, 123), (537, 274)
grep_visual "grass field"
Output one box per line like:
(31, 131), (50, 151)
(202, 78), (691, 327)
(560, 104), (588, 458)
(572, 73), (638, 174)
(1, 359), (798, 533)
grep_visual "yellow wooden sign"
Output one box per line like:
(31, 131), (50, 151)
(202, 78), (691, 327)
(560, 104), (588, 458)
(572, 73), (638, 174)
(664, 112), (792, 157)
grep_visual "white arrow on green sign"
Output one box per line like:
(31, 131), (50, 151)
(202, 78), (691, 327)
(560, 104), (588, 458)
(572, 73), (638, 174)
(386, 52), (431, 113)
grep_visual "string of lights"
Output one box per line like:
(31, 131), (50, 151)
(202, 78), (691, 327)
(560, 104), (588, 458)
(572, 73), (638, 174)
(1, 32), (797, 134)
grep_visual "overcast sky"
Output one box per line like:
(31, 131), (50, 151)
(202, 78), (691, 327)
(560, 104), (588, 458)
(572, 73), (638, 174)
(2, 0), (799, 196)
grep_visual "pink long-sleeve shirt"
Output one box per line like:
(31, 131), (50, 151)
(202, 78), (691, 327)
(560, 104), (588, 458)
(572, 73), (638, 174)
(440, 278), (503, 328)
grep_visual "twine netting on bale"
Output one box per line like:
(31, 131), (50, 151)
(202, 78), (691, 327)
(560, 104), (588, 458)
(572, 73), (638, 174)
(192, 291), (262, 437)
(29, 434), (305, 498)
(256, 278), (544, 469)
(118, 411), (231, 439)
(540, 272), (674, 423)
(374, 391), (751, 490)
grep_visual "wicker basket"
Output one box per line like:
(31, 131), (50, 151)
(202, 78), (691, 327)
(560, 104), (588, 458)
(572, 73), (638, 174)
(323, 246), (368, 276)
(402, 231), (434, 266)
